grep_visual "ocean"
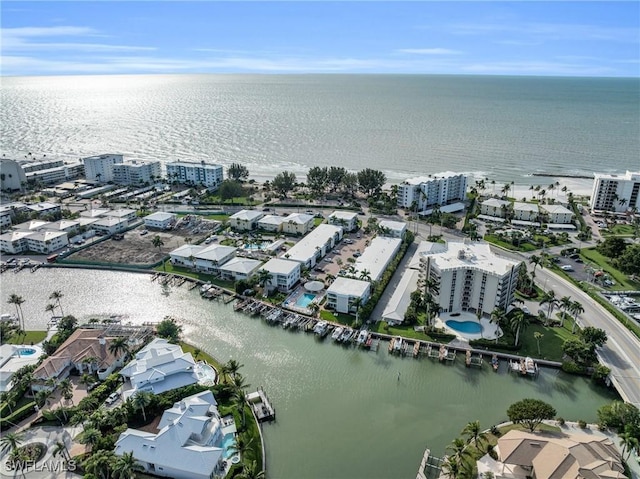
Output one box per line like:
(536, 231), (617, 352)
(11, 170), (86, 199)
(1, 74), (638, 194)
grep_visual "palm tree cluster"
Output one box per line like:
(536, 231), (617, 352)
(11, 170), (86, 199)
(442, 421), (491, 479)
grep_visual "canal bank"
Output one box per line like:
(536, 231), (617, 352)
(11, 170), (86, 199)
(3, 269), (620, 479)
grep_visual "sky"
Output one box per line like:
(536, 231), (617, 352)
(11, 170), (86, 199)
(1, 1), (639, 77)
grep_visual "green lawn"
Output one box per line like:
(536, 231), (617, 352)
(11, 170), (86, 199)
(201, 214), (230, 221)
(516, 321), (577, 361)
(320, 310), (354, 325)
(484, 235), (538, 252)
(5, 330), (47, 345)
(180, 341), (224, 371)
(580, 247), (640, 291)
(157, 263), (235, 290)
(601, 224), (636, 236)
(313, 218), (325, 227)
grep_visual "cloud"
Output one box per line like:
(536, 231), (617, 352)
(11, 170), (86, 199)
(462, 61), (617, 76)
(396, 48), (463, 55)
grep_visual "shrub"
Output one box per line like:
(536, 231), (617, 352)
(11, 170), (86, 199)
(556, 417), (565, 426)
(0, 401), (36, 429)
(578, 420), (588, 429)
(561, 361), (588, 375)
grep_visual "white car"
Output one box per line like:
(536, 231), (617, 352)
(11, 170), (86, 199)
(560, 265), (574, 271)
(105, 392), (120, 405)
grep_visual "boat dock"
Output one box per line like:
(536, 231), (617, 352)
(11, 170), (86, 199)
(465, 350), (483, 368)
(509, 357), (540, 377)
(247, 387), (276, 423)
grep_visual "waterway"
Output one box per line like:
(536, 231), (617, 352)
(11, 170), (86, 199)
(3, 269), (619, 479)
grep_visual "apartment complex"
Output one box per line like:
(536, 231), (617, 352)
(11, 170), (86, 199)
(166, 160), (224, 190)
(112, 160), (162, 186)
(397, 172), (468, 211)
(419, 241), (521, 317)
(590, 170), (640, 213)
(83, 154), (124, 183)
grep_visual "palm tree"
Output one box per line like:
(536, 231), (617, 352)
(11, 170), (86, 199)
(461, 420), (488, 449)
(509, 310), (529, 346)
(45, 303), (57, 319)
(132, 391), (152, 422)
(620, 432), (640, 461)
(7, 294), (26, 331)
(534, 332), (544, 356)
(59, 378), (73, 405)
(0, 391), (16, 414)
(83, 449), (116, 479)
(49, 290), (65, 316)
(446, 437), (469, 462)
(237, 460), (265, 479)
(79, 426), (101, 453)
(559, 296), (573, 328)
(112, 451), (143, 479)
(0, 431), (24, 457)
(233, 388), (248, 429)
(225, 359), (244, 382)
(152, 235), (166, 271)
(109, 337), (131, 361)
(528, 254), (542, 290)
(539, 289), (558, 324)
(358, 269), (372, 282)
(231, 372), (250, 391)
(255, 269), (272, 295)
(52, 440), (71, 462)
(570, 301), (585, 334)
(490, 308), (507, 339)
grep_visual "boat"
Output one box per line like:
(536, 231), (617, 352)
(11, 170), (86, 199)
(332, 327), (344, 341)
(491, 354), (499, 372)
(200, 283), (212, 295)
(393, 336), (403, 353)
(365, 334), (373, 348)
(356, 329), (368, 345)
(340, 328), (354, 343)
(313, 321), (328, 336)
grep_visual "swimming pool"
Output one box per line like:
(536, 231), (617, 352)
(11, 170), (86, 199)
(194, 363), (217, 385)
(243, 242), (269, 250)
(17, 348), (36, 356)
(222, 433), (237, 459)
(445, 320), (483, 334)
(296, 293), (316, 308)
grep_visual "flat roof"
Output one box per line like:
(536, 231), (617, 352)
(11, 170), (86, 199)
(144, 212), (177, 221)
(262, 258), (300, 275)
(283, 224), (342, 263)
(378, 220), (407, 232)
(284, 213), (314, 224)
(382, 269), (420, 322)
(408, 240), (433, 270)
(403, 172), (466, 185)
(420, 202), (465, 215)
(80, 208), (111, 218)
(353, 236), (402, 282)
(230, 209), (264, 221)
(326, 277), (370, 297)
(93, 217), (128, 227)
(513, 202), (539, 212)
(482, 198), (511, 207)
(420, 241), (520, 275)
(107, 208), (137, 218)
(329, 210), (358, 220)
(258, 215), (284, 225)
(541, 204), (573, 215)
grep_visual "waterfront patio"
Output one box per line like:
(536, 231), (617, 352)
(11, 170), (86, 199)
(435, 311), (502, 341)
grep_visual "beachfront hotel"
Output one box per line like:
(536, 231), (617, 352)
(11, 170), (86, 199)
(397, 172), (468, 211)
(281, 224), (343, 268)
(326, 277), (371, 314)
(419, 241), (521, 316)
(590, 170), (640, 213)
(114, 390), (227, 479)
(165, 160), (224, 191)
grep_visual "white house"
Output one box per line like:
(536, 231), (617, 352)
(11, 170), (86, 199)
(92, 217), (129, 235)
(119, 338), (198, 399)
(382, 269), (420, 325)
(540, 204), (575, 225)
(107, 208), (138, 222)
(12, 220), (50, 231)
(327, 211), (359, 232)
(42, 220), (80, 235)
(144, 212), (177, 230)
(166, 161), (224, 190)
(26, 202), (61, 218)
(419, 241), (521, 317)
(260, 258), (301, 293)
(325, 277), (371, 314)
(193, 244), (237, 273)
(351, 236), (402, 283)
(512, 202), (539, 222)
(218, 257), (263, 282)
(25, 230), (69, 254)
(80, 208), (111, 219)
(590, 170), (640, 213)
(281, 213), (315, 236)
(281, 224), (343, 269)
(378, 220), (407, 238)
(229, 210), (264, 231)
(114, 390), (227, 479)
(0, 231), (32, 254)
(169, 244), (203, 268)
(257, 214), (284, 233)
(480, 198), (511, 218)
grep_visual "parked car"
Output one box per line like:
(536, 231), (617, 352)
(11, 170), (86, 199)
(140, 230), (148, 236)
(105, 392), (120, 405)
(560, 265), (574, 271)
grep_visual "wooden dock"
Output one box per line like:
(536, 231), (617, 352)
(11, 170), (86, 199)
(247, 387), (276, 423)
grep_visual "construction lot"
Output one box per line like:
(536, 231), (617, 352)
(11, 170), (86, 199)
(67, 216), (220, 266)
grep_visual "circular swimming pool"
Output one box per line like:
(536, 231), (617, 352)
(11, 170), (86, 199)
(445, 320), (483, 334)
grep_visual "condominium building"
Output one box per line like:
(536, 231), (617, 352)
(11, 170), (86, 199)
(419, 241), (521, 317)
(166, 161), (224, 190)
(282, 224), (343, 269)
(281, 213), (314, 236)
(397, 172), (468, 211)
(82, 154), (124, 183)
(229, 210), (264, 231)
(540, 204), (574, 225)
(0, 159), (28, 191)
(590, 170), (640, 213)
(260, 258), (301, 293)
(327, 211), (359, 232)
(326, 277), (371, 314)
(112, 160), (162, 186)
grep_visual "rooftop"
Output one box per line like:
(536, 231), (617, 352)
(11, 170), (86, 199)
(541, 204), (574, 215)
(419, 240), (520, 275)
(352, 236), (402, 282)
(378, 219), (407, 232)
(261, 258), (300, 275)
(329, 210), (358, 221)
(403, 172), (466, 185)
(326, 276), (370, 297)
(482, 198), (511, 208)
(258, 215), (284, 225)
(144, 211), (177, 221)
(284, 213), (314, 224)
(513, 202), (539, 212)
(218, 257), (262, 274)
(382, 269), (419, 323)
(229, 209), (264, 221)
(195, 244), (236, 262)
(283, 224), (342, 263)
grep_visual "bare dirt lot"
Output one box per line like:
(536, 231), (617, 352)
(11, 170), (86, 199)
(69, 218), (217, 265)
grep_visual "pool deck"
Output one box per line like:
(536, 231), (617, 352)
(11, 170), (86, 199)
(435, 312), (501, 341)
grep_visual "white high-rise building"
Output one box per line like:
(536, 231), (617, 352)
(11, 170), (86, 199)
(112, 160), (162, 186)
(397, 172), (468, 211)
(82, 154), (124, 183)
(166, 161), (224, 190)
(419, 241), (521, 317)
(590, 171), (640, 213)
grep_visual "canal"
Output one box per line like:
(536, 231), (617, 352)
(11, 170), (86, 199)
(3, 269), (620, 479)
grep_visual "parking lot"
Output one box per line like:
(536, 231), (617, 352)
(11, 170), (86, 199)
(311, 230), (373, 280)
